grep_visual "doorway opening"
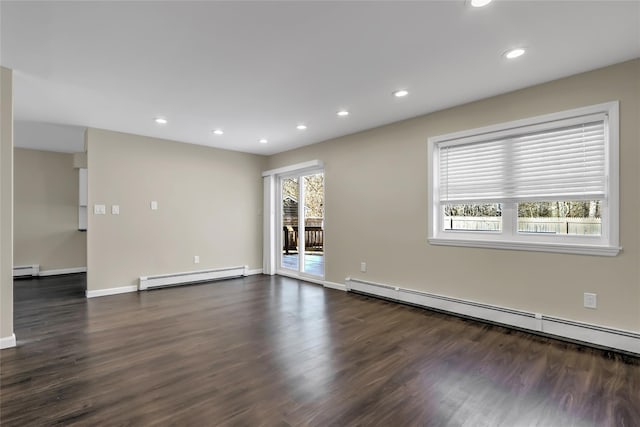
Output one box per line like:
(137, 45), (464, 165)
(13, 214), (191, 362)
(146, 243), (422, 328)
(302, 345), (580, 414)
(279, 172), (324, 278)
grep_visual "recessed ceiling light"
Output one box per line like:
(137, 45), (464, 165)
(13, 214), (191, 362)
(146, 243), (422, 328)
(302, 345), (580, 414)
(154, 117), (168, 124)
(337, 110), (349, 117)
(504, 48), (526, 59)
(393, 89), (409, 98)
(296, 124), (307, 130)
(470, 0), (492, 7)
(259, 138), (268, 144)
(212, 129), (224, 135)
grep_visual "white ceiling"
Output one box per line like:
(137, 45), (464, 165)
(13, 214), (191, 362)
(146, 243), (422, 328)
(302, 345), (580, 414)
(1, 1), (639, 155)
(14, 120), (85, 153)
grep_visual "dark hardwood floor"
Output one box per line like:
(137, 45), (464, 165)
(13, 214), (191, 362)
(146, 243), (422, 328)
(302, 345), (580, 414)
(1, 274), (638, 426)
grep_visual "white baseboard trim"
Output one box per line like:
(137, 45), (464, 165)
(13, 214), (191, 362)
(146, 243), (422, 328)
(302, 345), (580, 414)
(39, 267), (87, 277)
(276, 269), (323, 285)
(140, 265), (248, 291)
(345, 277), (640, 355)
(86, 285), (138, 298)
(88, 266), (261, 298)
(14, 265), (86, 278)
(541, 315), (640, 354)
(276, 270), (347, 292)
(323, 281), (347, 292)
(0, 334), (16, 349)
(13, 264), (40, 277)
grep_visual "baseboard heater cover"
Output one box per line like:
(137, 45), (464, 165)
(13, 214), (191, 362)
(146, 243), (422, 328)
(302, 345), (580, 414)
(139, 265), (248, 291)
(345, 277), (640, 355)
(13, 265), (39, 277)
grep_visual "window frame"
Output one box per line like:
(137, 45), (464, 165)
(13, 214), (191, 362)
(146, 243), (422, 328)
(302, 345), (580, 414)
(427, 102), (620, 256)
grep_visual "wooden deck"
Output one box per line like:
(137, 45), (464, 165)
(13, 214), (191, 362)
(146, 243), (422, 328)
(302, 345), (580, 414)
(1, 274), (639, 425)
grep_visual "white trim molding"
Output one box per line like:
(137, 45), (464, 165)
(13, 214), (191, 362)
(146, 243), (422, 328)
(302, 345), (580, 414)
(427, 101), (620, 257)
(88, 267), (261, 298)
(428, 238), (621, 257)
(13, 264), (39, 277)
(262, 159), (325, 280)
(277, 271), (347, 292)
(323, 280), (347, 292)
(263, 174), (277, 275)
(277, 269), (325, 285)
(345, 277), (639, 355)
(39, 267), (87, 277)
(14, 266), (87, 278)
(86, 285), (138, 298)
(140, 265), (248, 291)
(262, 160), (324, 177)
(0, 334), (16, 349)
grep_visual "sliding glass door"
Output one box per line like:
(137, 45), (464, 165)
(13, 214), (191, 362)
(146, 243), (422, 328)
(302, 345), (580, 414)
(281, 177), (300, 271)
(280, 172), (324, 277)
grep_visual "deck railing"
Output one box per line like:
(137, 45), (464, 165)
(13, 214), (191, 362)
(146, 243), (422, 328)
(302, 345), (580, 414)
(282, 218), (324, 254)
(283, 226), (324, 254)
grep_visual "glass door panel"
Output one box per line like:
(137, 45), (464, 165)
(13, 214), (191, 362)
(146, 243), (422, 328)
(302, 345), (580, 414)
(302, 173), (324, 276)
(281, 177), (299, 271)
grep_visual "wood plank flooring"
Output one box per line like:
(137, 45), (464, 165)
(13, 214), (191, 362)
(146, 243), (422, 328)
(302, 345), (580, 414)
(1, 274), (639, 426)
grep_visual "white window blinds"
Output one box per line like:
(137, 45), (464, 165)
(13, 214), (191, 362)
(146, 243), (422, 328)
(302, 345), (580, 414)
(439, 114), (607, 203)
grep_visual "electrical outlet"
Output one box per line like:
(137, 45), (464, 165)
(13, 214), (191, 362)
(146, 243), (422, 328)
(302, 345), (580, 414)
(194, 255), (200, 264)
(94, 204), (106, 215)
(584, 293), (597, 309)
(150, 201), (158, 210)
(360, 262), (367, 273)
(111, 205), (120, 215)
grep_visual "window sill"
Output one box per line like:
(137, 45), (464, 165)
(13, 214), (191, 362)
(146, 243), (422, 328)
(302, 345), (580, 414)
(428, 237), (621, 256)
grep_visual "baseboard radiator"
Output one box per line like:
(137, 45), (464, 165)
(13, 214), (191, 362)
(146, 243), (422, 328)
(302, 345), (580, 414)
(13, 265), (40, 277)
(346, 277), (640, 355)
(139, 265), (248, 291)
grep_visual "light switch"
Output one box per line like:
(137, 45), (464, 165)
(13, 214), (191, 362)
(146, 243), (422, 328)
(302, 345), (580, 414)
(151, 201), (158, 210)
(584, 293), (597, 309)
(94, 204), (106, 215)
(112, 205), (120, 215)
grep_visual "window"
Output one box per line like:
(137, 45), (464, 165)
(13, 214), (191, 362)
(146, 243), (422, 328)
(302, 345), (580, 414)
(428, 102), (620, 256)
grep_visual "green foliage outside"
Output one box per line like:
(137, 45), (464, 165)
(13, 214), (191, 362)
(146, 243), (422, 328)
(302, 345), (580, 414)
(282, 174), (324, 218)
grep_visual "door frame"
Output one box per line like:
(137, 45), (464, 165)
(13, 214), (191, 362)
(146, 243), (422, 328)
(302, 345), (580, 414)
(262, 160), (324, 278)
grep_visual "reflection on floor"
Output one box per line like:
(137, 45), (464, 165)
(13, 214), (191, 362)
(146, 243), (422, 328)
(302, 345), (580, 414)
(282, 253), (324, 276)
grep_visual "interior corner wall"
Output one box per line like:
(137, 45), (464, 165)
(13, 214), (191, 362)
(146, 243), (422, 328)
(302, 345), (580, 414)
(14, 148), (87, 271)
(1, 67), (14, 341)
(266, 59), (640, 332)
(86, 128), (266, 292)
